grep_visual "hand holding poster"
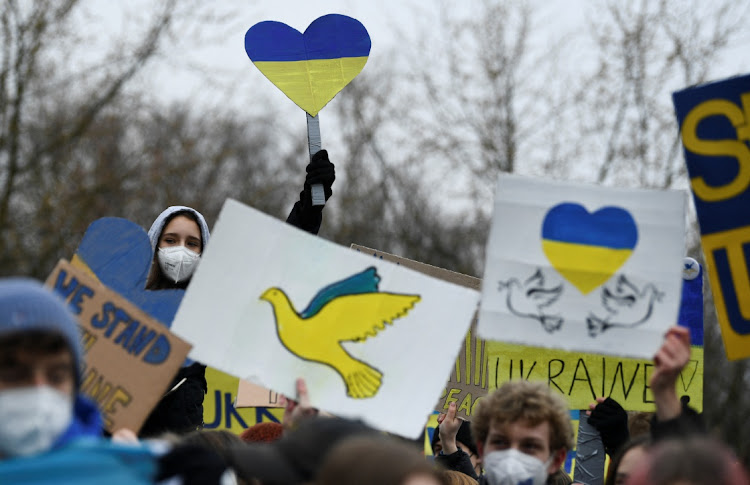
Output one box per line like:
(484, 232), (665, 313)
(478, 174), (686, 359)
(45, 260), (192, 432)
(170, 199), (479, 438)
(673, 73), (750, 360)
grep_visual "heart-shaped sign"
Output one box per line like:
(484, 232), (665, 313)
(245, 14), (371, 116)
(72, 218), (184, 327)
(541, 203), (638, 294)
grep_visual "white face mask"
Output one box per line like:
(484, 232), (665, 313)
(0, 386), (73, 457)
(483, 449), (551, 485)
(158, 246), (201, 283)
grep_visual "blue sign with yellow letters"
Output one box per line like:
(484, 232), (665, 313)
(673, 73), (750, 360)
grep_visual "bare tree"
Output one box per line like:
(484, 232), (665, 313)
(578, 0), (749, 189)
(0, 0), (260, 277)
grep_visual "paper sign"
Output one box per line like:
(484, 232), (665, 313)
(45, 260), (192, 432)
(236, 379), (283, 409)
(351, 245), (487, 420)
(170, 199), (479, 438)
(673, 73), (750, 360)
(245, 14), (371, 117)
(479, 174), (686, 359)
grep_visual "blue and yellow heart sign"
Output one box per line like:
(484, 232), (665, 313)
(245, 14), (371, 116)
(542, 203), (638, 294)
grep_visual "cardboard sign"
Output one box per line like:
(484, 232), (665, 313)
(479, 174), (686, 359)
(170, 199), (479, 439)
(351, 245), (487, 420)
(673, 73), (750, 360)
(45, 260), (192, 432)
(235, 379), (283, 409)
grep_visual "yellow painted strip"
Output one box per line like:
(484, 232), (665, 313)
(70, 255), (101, 283)
(253, 56), (368, 116)
(541, 240), (633, 294)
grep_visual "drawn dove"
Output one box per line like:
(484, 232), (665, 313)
(498, 269), (564, 333)
(260, 266), (420, 399)
(587, 274), (663, 336)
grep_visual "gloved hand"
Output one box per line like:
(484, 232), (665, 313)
(304, 149), (335, 202)
(286, 149), (335, 234)
(587, 397), (629, 456)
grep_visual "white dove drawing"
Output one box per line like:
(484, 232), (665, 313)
(498, 269), (565, 333)
(587, 274), (664, 337)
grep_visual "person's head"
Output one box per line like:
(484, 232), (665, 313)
(432, 419), (481, 475)
(0, 278), (83, 458)
(181, 429), (245, 462)
(146, 206), (210, 289)
(605, 435), (650, 485)
(228, 416), (378, 484)
(440, 469), (479, 485)
(316, 435), (443, 485)
(240, 422), (284, 443)
(626, 411), (652, 439)
(472, 380), (574, 485)
(625, 436), (750, 485)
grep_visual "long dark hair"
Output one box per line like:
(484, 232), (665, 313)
(145, 210), (202, 290)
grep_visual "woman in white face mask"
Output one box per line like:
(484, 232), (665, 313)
(139, 150), (336, 437)
(146, 207), (209, 290)
(139, 206), (211, 437)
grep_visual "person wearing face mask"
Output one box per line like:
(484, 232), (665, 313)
(138, 150), (336, 438)
(437, 380), (574, 485)
(0, 279), (161, 483)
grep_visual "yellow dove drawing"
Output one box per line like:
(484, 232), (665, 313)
(260, 266), (420, 399)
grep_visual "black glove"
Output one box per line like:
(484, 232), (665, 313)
(587, 397), (629, 456)
(304, 149), (335, 202)
(286, 150), (335, 234)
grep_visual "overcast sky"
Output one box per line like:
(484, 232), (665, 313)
(79, 1), (599, 108)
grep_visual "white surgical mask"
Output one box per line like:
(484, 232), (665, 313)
(483, 449), (551, 485)
(158, 246), (201, 283)
(0, 386), (73, 457)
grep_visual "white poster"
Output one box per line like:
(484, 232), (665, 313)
(478, 175), (686, 359)
(170, 199), (479, 438)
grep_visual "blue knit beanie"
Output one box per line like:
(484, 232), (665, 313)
(0, 278), (83, 388)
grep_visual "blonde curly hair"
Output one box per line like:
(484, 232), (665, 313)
(471, 380), (574, 453)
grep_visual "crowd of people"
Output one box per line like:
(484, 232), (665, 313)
(0, 150), (749, 484)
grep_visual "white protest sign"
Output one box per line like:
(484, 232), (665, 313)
(478, 174), (685, 359)
(171, 199), (479, 438)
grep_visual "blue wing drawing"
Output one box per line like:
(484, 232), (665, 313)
(300, 266), (381, 318)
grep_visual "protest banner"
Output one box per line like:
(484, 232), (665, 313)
(170, 199), (479, 439)
(351, 244), (486, 421)
(673, 73), (750, 360)
(45, 260), (192, 432)
(479, 174), (686, 360)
